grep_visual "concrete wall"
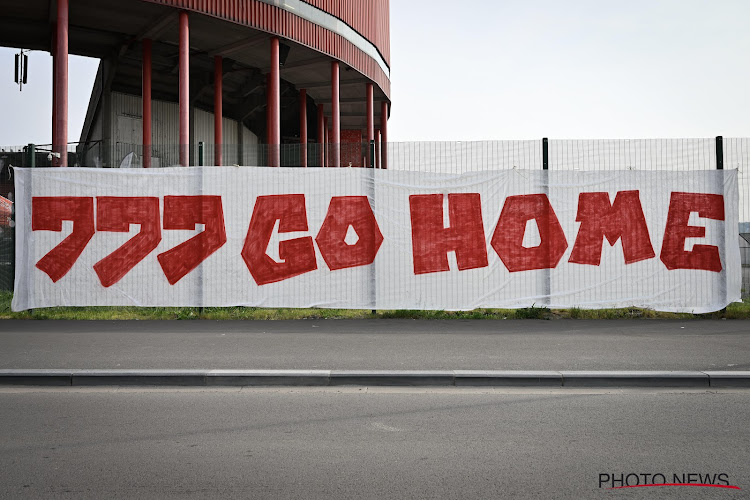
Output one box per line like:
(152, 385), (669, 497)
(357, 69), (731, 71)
(109, 92), (258, 167)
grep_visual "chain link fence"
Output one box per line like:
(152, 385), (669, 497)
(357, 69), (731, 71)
(1, 138), (748, 298)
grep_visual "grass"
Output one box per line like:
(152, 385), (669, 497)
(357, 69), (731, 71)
(2, 290), (749, 320)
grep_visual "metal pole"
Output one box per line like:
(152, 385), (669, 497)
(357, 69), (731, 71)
(28, 144), (36, 168)
(269, 37), (281, 167)
(10, 196), (15, 299)
(324, 116), (329, 167)
(214, 56), (223, 166)
(179, 11), (190, 166)
(716, 135), (726, 313)
(51, 32), (56, 156)
(300, 89), (307, 167)
(542, 137), (550, 309)
(54, 0), (69, 166)
(375, 129), (381, 169)
(317, 104), (325, 167)
(142, 39), (152, 168)
(331, 61), (340, 167)
(366, 82), (374, 167)
(380, 101), (388, 169)
(198, 141), (204, 166)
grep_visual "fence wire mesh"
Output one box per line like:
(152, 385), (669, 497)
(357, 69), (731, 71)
(1, 138), (748, 300)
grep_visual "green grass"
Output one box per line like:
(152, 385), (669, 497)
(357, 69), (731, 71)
(2, 290), (749, 320)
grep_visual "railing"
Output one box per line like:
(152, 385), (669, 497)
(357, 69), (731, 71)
(1, 138), (748, 297)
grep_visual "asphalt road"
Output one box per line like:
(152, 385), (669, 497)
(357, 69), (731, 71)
(0, 388), (748, 499)
(1, 319), (749, 371)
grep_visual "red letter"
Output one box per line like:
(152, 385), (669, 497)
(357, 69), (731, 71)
(409, 193), (488, 275)
(157, 196), (227, 285)
(93, 197), (162, 287)
(491, 194), (567, 272)
(241, 194), (317, 285)
(660, 192), (724, 272)
(315, 196), (384, 270)
(32, 196), (95, 282)
(569, 190), (655, 266)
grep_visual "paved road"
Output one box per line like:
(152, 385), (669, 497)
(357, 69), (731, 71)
(1, 319), (749, 371)
(0, 387), (748, 499)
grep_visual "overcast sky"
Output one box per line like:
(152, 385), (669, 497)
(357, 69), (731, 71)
(2, 0), (750, 146)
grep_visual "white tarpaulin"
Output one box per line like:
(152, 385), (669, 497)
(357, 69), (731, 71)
(12, 167), (740, 313)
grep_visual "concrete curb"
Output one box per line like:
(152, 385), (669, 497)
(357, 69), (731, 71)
(1, 370), (750, 388)
(560, 370), (711, 388)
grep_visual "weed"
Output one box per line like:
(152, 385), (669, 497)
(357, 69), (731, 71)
(1, 292), (749, 320)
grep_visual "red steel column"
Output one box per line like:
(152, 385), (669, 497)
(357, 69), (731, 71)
(54, 0), (69, 166)
(299, 89), (307, 167)
(324, 116), (329, 167)
(179, 11), (190, 166)
(142, 39), (152, 168)
(366, 82), (374, 167)
(331, 61), (340, 167)
(380, 101), (388, 170)
(375, 129), (381, 169)
(269, 37), (281, 167)
(52, 40), (56, 152)
(317, 104), (324, 167)
(214, 55), (223, 166)
(266, 73), (271, 146)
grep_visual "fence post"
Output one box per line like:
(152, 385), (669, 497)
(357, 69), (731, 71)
(27, 143), (35, 168)
(542, 138), (550, 310)
(370, 139), (377, 313)
(198, 142), (204, 167)
(716, 136), (727, 314)
(10, 197), (15, 295)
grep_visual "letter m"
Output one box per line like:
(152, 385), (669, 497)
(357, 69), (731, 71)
(570, 190), (655, 266)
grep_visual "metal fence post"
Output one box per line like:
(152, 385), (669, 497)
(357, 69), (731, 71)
(716, 136), (727, 313)
(370, 139), (377, 313)
(542, 138), (550, 309)
(28, 143), (35, 168)
(10, 198), (15, 294)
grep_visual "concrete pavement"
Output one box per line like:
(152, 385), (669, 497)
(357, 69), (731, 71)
(1, 388), (749, 499)
(1, 319), (750, 387)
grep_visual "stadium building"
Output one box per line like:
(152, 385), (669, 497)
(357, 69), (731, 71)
(0, 0), (391, 168)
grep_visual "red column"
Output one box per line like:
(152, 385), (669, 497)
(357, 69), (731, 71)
(269, 37), (281, 167)
(375, 129), (381, 169)
(179, 11), (190, 166)
(214, 55), (223, 166)
(266, 73), (271, 146)
(52, 37), (56, 152)
(366, 82), (374, 168)
(317, 104), (324, 167)
(142, 39), (152, 168)
(54, 0), (69, 166)
(331, 61), (340, 167)
(380, 101), (388, 170)
(324, 116), (329, 167)
(299, 89), (307, 167)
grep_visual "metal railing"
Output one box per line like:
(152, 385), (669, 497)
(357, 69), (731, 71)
(1, 138), (748, 297)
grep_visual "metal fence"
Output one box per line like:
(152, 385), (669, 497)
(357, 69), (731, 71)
(1, 138), (748, 299)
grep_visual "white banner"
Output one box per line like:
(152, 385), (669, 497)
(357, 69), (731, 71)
(12, 167), (740, 313)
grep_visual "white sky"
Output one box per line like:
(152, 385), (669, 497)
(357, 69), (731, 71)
(2, 0), (750, 145)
